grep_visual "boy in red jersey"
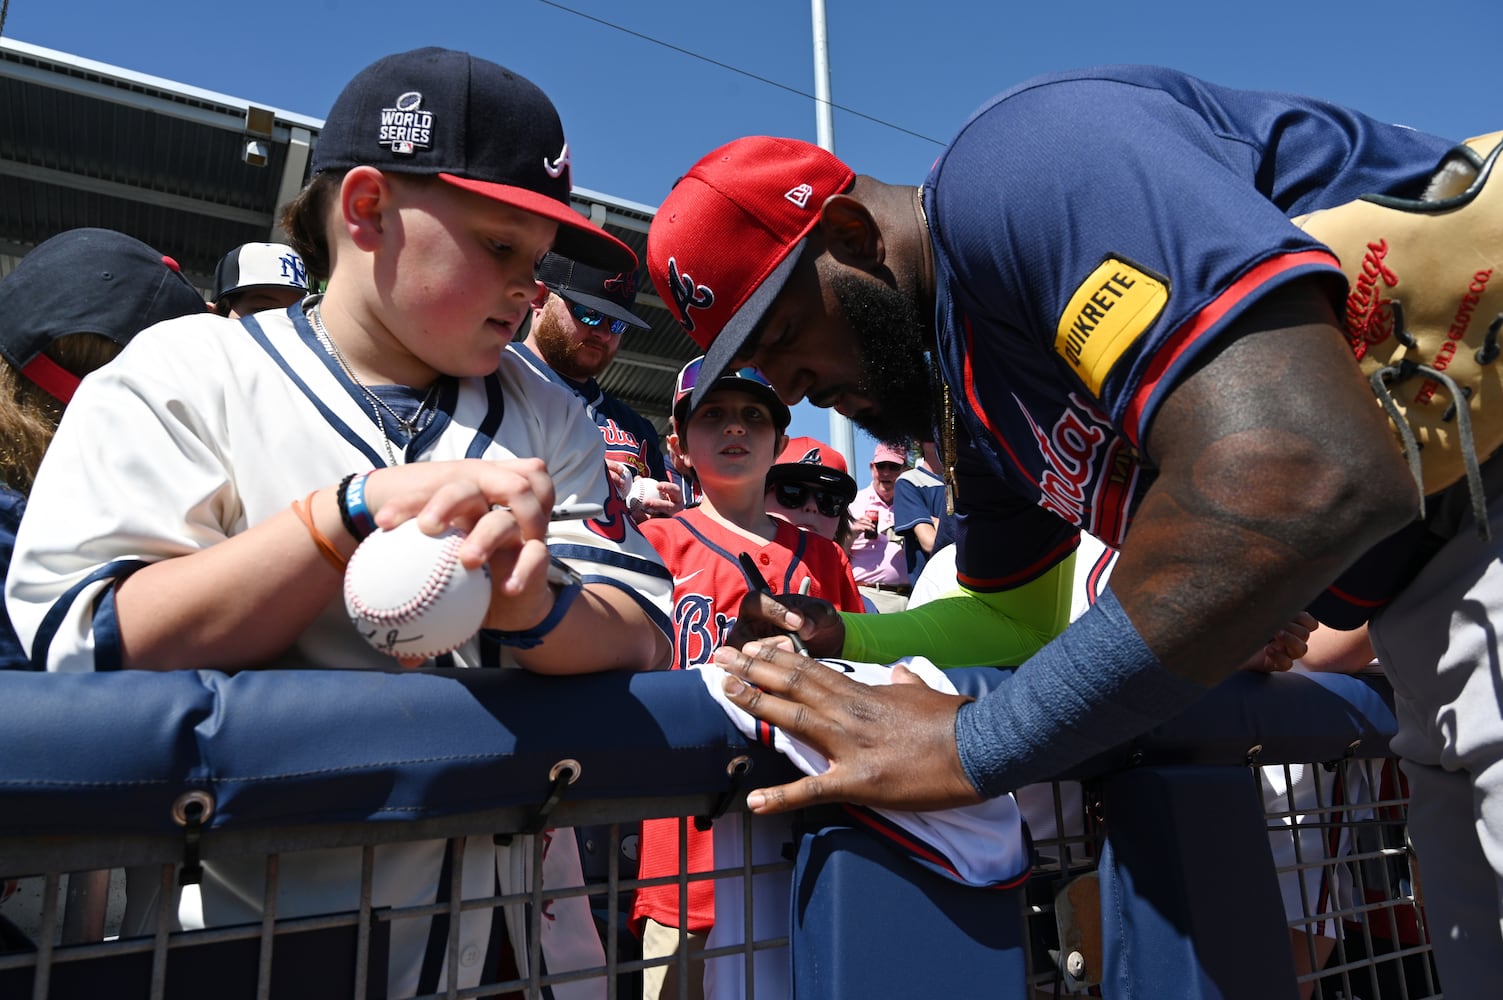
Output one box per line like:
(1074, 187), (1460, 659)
(632, 357), (862, 999)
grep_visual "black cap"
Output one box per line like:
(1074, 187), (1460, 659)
(536, 252), (649, 330)
(311, 47), (636, 273)
(0, 228), (206, 400)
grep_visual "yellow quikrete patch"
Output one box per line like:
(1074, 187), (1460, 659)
(1054, 258), (1168, 394)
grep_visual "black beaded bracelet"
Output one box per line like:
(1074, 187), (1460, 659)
(334, 473), (361, 541)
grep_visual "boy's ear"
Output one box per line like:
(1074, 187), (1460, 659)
(666, 429), (693, 477)
(340, 166), (392, 252)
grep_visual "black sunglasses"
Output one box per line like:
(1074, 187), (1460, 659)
(569, 302), (628, 335)
(770, 482), (847, 518)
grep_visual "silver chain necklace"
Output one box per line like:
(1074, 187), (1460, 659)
(309, 302), (437, 467)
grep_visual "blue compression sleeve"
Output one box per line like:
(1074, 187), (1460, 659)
(955, 588), (1209, 797)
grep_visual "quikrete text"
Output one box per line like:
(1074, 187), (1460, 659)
(1063, 273), (1137, 364)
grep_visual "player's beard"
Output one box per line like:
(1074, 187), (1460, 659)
(829, 269), (938, 443)
(532, 306), (612, 382)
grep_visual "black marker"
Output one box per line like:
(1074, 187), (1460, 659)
(737, 551), (809, 655)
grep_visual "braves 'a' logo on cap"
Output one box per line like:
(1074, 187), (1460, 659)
(666, 257), (714, 332)
(797, 447), (823, 465)
(602, 270), (638, 299)
(379, 91), (433, 156)
(543, 142), (571, 180)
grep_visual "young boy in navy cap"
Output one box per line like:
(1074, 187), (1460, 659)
(8, 48), (672, 997)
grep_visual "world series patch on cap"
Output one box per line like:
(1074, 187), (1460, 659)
(312, 47), (635, 274)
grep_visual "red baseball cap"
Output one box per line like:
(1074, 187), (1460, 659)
(766, 435), (857, 503)
(648, 136), (855, 410)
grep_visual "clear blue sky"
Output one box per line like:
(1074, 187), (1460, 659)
(9, 0), (1502, 463)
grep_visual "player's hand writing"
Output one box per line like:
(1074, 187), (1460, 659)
(712, 641), (984, 813)
(725, 592), (845, 656)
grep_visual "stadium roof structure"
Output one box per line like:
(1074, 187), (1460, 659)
(0, 38), (697, 431)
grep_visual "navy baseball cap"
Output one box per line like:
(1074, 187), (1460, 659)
(672, 355), (791, 432)
(312, 47), (635, 274)
(536, 251), (649, 330)
(0, 228), (207, 402)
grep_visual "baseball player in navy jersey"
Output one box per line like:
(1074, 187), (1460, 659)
(645, 67), (1503, 990)
(512, 251), (684, 522)
(7, 48), (672, 998)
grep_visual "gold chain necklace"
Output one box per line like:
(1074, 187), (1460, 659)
(916, 187), (959, 515)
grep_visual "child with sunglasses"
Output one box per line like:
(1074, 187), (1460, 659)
(764, 435), (858, 552)
(631, 357), (862, 1000)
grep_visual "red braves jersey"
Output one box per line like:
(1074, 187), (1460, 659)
(632, 508), (862, 934)
(640, 507), (864, 672)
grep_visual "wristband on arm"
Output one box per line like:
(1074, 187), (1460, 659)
(485, 581), (583, 650)
(954, 588), (1209, 797)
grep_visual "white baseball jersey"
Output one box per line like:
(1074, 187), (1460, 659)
(695, 656), (1030, 1000)
(5, 302), (674, 998)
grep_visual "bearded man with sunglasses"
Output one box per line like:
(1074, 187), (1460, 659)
(512, 252), (684, 521)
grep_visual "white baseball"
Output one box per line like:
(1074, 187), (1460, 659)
(344, 519), (491, 660)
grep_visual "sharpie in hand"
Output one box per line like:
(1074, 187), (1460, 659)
(737, 551), (809, 656)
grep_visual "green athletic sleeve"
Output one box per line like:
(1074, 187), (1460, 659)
(839, 553), (1075, 669)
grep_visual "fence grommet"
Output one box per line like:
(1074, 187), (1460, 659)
(695, 755), (753, 831)
(498, 758), (581, 844)
(171, 789), (215, 886)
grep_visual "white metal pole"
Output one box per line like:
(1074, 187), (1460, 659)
(810, 0), (858, 468)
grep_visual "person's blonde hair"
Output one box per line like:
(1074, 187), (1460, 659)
(0, 334), (122, 493)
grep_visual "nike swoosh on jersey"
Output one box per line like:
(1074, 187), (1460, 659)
(672, 570), (704, 587)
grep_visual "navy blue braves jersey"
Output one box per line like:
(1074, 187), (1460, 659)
(925, 65), (1454, 597)
(508, 342), (670, 482)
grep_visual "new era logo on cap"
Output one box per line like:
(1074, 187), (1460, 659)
(647, 136), (854, 410)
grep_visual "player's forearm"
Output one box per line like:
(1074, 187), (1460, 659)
(1122, 286), (1416, 686)
(114, 490), (350, 671)
(512, 584), (670, 674)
